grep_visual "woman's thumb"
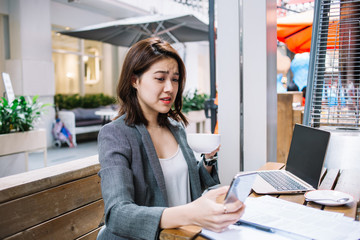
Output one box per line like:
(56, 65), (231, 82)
(207, 186), (229, 198)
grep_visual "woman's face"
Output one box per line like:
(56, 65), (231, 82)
(132, 58), (179, 121)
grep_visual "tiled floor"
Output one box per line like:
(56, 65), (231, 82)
(28, 140), (98, 171)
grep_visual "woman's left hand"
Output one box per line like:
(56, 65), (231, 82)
(186, 186), (245, 232)
(202, 145), (220, 172)
(204, 145), (220, 159)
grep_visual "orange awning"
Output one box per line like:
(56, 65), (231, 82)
(277, 11), (313, 53)
(277, 11), (339, 53)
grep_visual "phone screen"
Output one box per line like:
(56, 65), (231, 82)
(224, 172), (257, 203)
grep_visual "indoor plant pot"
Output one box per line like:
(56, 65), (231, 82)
(0, 129), (47, 157)
(0, 96), (49, 176)
(182, 90), (209, 133)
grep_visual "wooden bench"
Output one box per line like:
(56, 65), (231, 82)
(0, 155), (103, 240)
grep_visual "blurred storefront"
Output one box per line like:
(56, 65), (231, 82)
(0, 0), (210, 146)
(0, 0), (140, 146)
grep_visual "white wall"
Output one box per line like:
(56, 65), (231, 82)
(217, 0), (277, 185)
(243, 0), (277, 171)
(217, 0), (242, 185)
(0, 15), (6, 95)
(117, 0), (208, 23)
(50, 1), (114, 28)
(183, 41), (210, 95)
(6, 0), (54, 95)
(5, 0), (55, 146)
(197, 42), (211, 94)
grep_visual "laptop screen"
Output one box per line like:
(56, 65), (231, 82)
(285, 124), (331, 188)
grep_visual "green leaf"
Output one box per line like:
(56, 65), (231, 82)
(0, 95), (50, 134)
(182, 89), (209, 113)
(32, 95), (39, 103)
(54, 93), (116, 110)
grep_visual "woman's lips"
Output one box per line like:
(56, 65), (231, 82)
(160, 97), (171, 104)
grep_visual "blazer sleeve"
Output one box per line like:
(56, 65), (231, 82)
(197, 159), (220, 189)
(98, 123), (165, 240)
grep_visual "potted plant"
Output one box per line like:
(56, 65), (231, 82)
(54, 93), (116, 110)
(0, 96), (51, 157)
(0, 95), (50, 134)
(182, 89), (209, 114)
(182, 90), (209, 133)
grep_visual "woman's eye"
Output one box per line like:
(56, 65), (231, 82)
(172, 78), (179, 82)
(155, 78), (165, 81)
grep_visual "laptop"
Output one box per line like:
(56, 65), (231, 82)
(252, 124), (331, 194)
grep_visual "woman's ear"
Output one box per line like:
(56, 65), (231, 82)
(131, 75), (138, 89)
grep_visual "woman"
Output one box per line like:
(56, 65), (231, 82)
(97, 37), (244, 240)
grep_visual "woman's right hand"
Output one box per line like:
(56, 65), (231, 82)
(187, 186), (245, 232)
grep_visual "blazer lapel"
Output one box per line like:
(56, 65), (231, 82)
(134, 124), (169, 206)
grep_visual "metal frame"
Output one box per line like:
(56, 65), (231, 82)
(304, 0), (331, 126)
(208, 0), (217, 133)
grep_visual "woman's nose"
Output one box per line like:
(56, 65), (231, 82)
(164, 79), (173, 92)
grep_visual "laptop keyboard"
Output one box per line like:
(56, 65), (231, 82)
(258, 171), (308, 191)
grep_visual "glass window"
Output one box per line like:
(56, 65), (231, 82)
(84, 40), (103, 94)
(52, 52), (80, 94)
(51, 25), (103, 95)
(52, 28), (80, 53)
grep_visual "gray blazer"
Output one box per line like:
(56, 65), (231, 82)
(97, 115), (220, 240)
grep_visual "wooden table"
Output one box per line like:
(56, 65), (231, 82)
(159, 162), (360, 239)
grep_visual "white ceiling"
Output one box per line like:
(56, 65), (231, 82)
(52, 0), (149, 19)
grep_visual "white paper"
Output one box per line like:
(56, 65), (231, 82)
(202, 224), (296, 240)
(241, 196), (360, 240)
(201, 196), (360, 240)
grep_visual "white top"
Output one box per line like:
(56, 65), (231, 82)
(159, 145), (191, 207)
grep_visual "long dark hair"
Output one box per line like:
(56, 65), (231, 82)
(116, 37), (188, 127)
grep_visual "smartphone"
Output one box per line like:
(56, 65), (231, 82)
(224, 172), (258, 203)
